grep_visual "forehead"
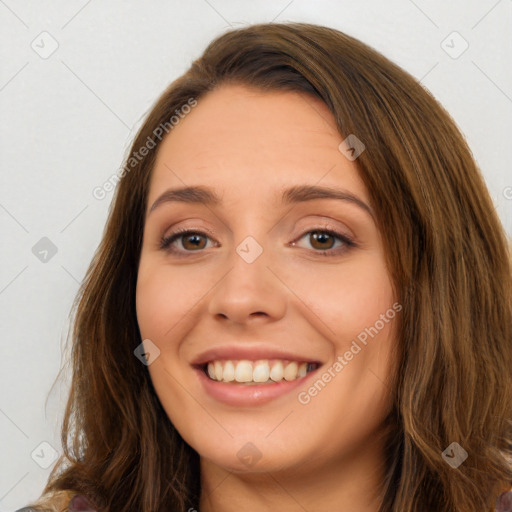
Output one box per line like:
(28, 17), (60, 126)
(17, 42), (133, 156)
(148, 84), (367, 205)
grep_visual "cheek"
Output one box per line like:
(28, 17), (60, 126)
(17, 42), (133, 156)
(283, 253), (395, 344)
(136, 261), (208, 339)
(135, 262), (201, 423)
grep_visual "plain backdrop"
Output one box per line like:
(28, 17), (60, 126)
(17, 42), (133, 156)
(0, 1), (511, 509)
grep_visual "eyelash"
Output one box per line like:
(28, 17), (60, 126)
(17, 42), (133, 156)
(159, 226), (356, 257)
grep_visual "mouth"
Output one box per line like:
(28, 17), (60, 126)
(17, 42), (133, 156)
(191, 348), (324, 406)
(198, 359), (320, 385)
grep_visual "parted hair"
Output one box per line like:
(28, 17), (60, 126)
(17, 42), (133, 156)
(25, 22), (512, 512)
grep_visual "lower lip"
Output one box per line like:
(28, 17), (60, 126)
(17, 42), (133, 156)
(194, 366), (319, 406)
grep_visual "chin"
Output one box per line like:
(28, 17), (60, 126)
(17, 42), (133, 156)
(194, 434), (310, 475)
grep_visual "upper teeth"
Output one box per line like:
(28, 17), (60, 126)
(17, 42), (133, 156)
(206, 359), (315, 384)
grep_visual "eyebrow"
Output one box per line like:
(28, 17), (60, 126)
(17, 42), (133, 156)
(148, 184), (373, 218)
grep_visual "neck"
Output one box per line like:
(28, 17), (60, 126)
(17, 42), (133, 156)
(198, 433), (389, 512)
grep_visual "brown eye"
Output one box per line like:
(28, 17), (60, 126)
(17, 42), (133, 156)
(309, 231), (336, 250)
(292, 228), (355, 256)
(181, 233), (208, 250)
(160, 230), (214, 253)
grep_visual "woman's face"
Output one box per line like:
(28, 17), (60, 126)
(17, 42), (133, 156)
(136, 84), (398, 475)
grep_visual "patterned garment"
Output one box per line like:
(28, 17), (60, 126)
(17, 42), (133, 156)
(65, 491), (512, 512)
(15, 490), (512, 511)
(497, 491), (512, 512)
(68, 495), (97, 511)
(13, 495), (98, 512)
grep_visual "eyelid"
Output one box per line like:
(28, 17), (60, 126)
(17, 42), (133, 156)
(163, 224), (218, 239)
(292, 222), (352, 241)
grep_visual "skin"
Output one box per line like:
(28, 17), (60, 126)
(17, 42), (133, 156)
(136, 84), (398, 512)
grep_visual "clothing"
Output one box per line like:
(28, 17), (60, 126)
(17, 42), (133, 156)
(497, 490), (512, 512)
(64, 491), (512, 512)
(12, 495), (97, 512)
(68, 495), (97, 511)
(15, 490), (512, 511)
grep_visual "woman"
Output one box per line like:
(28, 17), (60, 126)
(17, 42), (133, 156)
(19, 22), (512, 512)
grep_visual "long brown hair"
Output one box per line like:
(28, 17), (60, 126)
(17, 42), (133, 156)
(26, 22), (512, 512)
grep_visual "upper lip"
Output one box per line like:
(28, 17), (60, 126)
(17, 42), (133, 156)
(191, 345), (323, 366)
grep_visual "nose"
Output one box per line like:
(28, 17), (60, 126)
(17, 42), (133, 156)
(207, 242), (287, 326)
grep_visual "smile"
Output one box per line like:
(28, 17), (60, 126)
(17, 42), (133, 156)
(204, 359), (319, 385)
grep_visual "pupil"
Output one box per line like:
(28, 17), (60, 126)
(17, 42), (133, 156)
(312, 231), (334, 249)
(184, 234), (205, 250)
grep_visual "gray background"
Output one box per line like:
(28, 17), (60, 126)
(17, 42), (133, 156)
(0, 0), (511, 509)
